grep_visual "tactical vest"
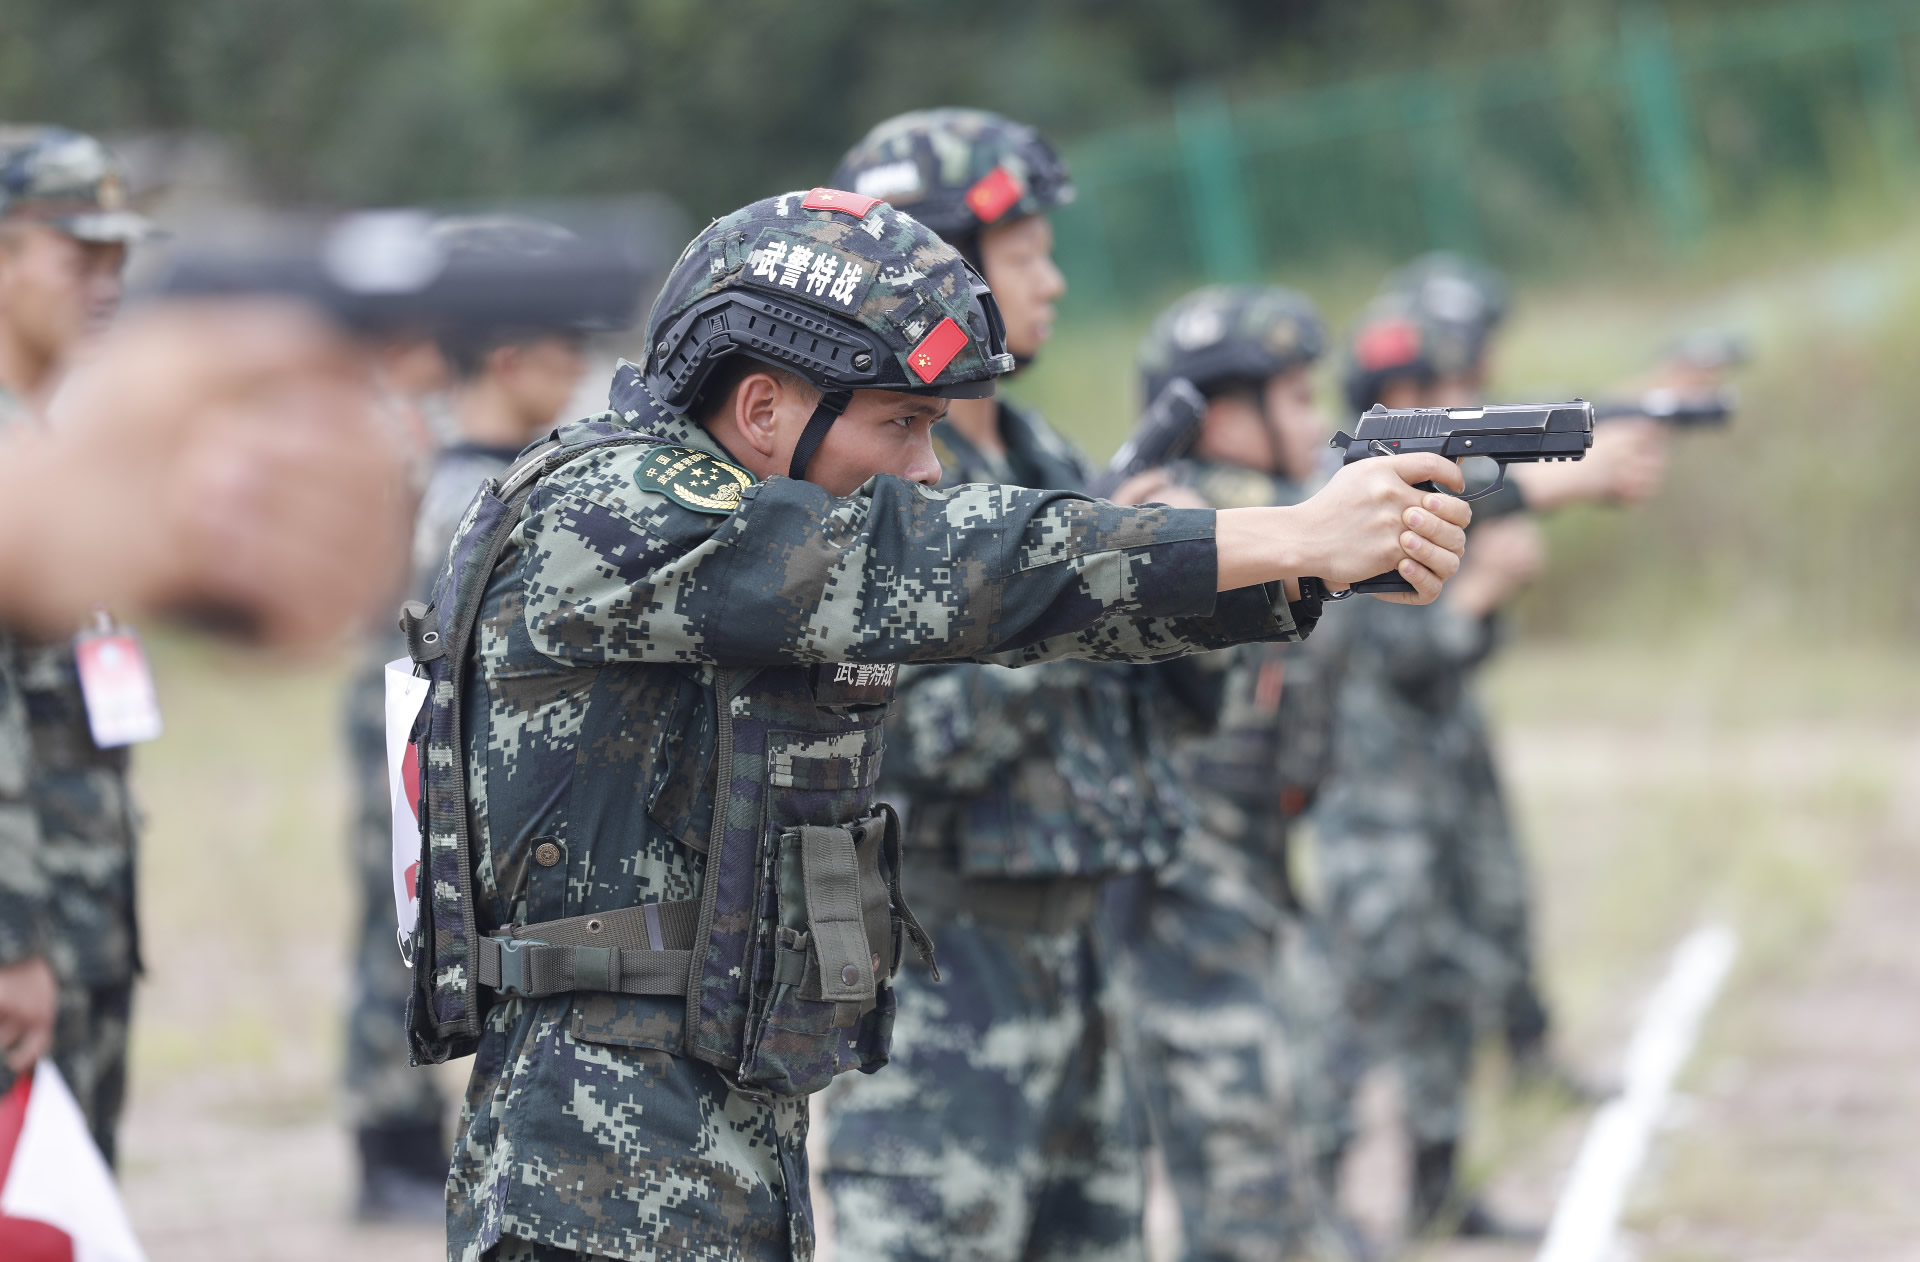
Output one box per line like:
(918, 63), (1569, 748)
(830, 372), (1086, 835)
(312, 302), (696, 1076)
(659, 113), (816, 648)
(399, 422), (932, 1098)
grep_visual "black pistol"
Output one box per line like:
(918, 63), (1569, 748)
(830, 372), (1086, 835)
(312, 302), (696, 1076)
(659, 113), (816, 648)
(1320, 399), (1595, 595)
(1593, 387), (1734, 428)
(1091, 377), (1207, 499)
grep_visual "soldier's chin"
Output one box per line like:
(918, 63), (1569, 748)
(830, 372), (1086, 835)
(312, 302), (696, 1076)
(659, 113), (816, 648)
(1006, 337), (1046, 375)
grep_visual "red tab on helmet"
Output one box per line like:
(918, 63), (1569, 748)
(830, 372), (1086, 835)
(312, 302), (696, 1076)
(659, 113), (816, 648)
(907, 317), (970, 384)
(802, 187), (883, 218)
(1355, 318), (1423, 371)
(964, 166), (1024, 224)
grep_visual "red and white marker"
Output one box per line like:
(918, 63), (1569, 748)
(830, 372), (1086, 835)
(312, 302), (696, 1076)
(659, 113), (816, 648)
(0, 1064), (146, 1262)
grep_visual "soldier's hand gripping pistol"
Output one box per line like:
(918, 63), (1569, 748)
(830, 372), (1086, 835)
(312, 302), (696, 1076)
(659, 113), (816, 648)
(1316, 400), (1594, 595)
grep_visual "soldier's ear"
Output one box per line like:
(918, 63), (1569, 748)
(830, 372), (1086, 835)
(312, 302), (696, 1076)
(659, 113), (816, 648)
(729, 371), (784, 459)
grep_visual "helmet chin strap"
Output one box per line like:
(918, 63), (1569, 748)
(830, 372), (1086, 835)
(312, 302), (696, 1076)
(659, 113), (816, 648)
(787, 389), (853, 481)
(1253, 387), (1287, 479)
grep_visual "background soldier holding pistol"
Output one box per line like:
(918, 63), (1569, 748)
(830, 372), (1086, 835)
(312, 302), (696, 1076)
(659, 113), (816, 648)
(1114, 283), (1360, 1262)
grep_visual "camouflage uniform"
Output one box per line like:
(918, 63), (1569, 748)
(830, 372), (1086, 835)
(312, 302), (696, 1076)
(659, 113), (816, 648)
(1294, 599), (1511, 1159)
(1298, 261), (1540, 1229)
(1101, 288), (1337, 1262)
(822, 405), (1188, 1262)
(344, 440), (527, 1149)
(0, 397), (142, 1167)
(0, 131), (160, 1164)
(415, 196), (1312, 1262)
(0, 131), (157, 1166)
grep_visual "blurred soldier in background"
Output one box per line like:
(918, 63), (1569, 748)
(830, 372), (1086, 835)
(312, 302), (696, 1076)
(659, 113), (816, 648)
(1300, 254), (1670, 1240)
(1112, 285), (1348, 1261)
(0, 124), (415, 1167)
(340, 215), (591, 1221)
(0, 125), (166, 1166)
(819, 108), (1206, 1262)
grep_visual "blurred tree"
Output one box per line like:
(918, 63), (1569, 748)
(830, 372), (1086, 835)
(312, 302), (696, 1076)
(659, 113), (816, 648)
(0, 0), (1768, 212)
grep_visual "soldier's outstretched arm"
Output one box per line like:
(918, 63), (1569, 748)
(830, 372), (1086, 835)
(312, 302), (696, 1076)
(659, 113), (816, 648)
(521, 443), (1466, 668)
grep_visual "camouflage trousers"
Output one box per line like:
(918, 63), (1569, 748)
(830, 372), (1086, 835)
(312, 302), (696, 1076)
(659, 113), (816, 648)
(1456, 791), (1546, 1050)
(822, 906), (1146, 1262)
(1290, 823), (1508, 1157)
(448, 995), (808, 1262)
(0, 979), (133, 1167)
(1110, 820), (1309, 1262)
(343, 669), (445, 1133)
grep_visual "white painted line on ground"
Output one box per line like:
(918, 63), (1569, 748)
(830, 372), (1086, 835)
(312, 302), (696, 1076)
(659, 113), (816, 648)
(1535, 923), (1740, 1262)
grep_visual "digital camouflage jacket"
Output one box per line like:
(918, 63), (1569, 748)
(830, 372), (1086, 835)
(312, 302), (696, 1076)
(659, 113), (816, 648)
(432, 368), (1309, 1261)
(879, 404), (1191, 879)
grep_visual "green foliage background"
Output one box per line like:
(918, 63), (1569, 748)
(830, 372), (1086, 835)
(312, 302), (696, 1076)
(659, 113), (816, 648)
(0, 0), (1769, 216)
(3, 0), (1915, 649)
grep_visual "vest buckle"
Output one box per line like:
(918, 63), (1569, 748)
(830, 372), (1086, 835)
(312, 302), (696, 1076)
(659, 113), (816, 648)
(493, 936), (533, 997)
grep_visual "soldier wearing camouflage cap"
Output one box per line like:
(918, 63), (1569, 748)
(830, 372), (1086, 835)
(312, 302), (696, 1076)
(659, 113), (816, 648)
(0, 125), (158, 1165)
(1115, 284), (1375, 1259)
(406, 186), (1470, 1262)
(820, 111), (1209, 1262)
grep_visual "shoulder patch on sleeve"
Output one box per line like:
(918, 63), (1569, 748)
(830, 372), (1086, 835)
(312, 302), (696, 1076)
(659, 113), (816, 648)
(634, 446), (757, 514)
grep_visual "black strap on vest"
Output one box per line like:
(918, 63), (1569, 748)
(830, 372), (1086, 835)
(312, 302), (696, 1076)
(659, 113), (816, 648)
(788, 389), (853, 480)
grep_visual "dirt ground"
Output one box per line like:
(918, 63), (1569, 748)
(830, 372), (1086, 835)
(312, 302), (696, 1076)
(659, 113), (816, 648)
(106, 636), (1920, 1261)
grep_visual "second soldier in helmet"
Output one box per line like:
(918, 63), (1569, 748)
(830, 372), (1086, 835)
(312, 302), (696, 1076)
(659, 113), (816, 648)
(817, 108), (1198, 1262)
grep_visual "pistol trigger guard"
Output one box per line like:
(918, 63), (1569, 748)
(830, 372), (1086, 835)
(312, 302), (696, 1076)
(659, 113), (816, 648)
(1455, 461), (1508, 503)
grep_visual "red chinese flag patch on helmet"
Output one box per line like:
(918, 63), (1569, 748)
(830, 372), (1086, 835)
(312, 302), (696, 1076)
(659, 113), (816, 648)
(802, 187), (883, 218)
(964, 165), (1024, 223)
(1355, 318), (1423, 371)
(907, 317), (970, 384)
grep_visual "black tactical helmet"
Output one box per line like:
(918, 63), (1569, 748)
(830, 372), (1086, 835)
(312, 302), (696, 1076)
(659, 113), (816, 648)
(1383, 251), (1509, 337)
(643, 188), (1014, 478)
(1342, 254), (1510, 413)
(1138, 285), (1326, 405)
(831, 109), (1075, 261)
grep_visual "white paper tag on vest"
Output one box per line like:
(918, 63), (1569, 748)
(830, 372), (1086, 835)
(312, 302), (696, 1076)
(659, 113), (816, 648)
(73, 627), (163, 748)
(384, 658), (431, 947)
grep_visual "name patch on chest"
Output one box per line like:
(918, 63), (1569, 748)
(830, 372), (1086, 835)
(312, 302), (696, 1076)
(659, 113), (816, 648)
(811, 662), (899, 708)
(635, 446), (755, 514)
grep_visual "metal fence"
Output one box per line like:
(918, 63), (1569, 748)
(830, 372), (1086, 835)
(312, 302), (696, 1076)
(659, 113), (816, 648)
(1050, 0), (1920, 309)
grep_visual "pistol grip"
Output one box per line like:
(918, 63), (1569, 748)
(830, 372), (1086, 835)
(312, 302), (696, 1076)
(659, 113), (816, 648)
(1349, 570), (1416, 594)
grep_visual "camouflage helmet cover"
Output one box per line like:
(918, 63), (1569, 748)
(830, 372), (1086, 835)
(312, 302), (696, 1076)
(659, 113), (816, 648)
(830, 108), (1074, 248)
(0, 126), (157, 243)
(644, 188), (1014, 415)
(1138, 284), (1325, 404)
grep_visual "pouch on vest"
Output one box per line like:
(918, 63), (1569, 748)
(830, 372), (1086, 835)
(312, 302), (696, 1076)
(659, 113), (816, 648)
(732, 805), (931, 1095)
(686, 669), (937, 1097)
